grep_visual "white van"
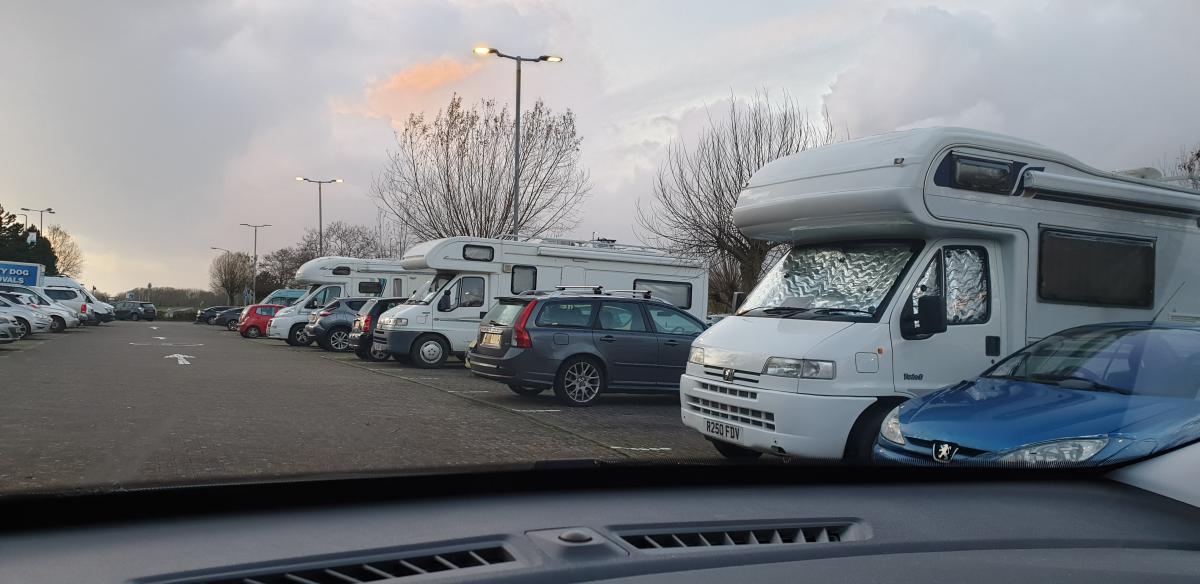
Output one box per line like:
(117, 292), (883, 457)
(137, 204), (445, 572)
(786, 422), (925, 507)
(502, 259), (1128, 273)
(373, 236), (708, 367)
(43, 276), (114, 323)
(267, 256), (434, 346)
(682, 127), (1200, 460)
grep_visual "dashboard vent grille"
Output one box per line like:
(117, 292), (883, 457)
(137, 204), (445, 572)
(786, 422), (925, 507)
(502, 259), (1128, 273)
(620, 523), (861, 551)
(201, 546), (514, 584)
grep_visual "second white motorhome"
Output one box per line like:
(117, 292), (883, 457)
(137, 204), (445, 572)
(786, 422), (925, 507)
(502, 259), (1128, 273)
(373, 236), (707, 367)
(267, 257), (434, 346)
(682, 127), (1200, 461)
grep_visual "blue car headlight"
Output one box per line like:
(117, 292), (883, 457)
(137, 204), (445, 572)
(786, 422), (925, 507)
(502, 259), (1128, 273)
(997, 436), (1109, 465)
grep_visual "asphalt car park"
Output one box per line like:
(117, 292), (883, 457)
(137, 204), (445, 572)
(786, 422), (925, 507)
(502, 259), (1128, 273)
(0, 321), (714, 492)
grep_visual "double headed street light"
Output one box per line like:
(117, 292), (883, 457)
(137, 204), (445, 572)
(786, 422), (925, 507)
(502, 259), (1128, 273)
(295, 177), (342, 256)
(20, 207), (55, 232)
(240, 223), (271, 302)
(473, 46), (562, 238)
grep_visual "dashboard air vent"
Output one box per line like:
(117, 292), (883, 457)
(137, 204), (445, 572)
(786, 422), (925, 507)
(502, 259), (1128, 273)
(620, 522), (864, 551)
(199, 545), (515, 584)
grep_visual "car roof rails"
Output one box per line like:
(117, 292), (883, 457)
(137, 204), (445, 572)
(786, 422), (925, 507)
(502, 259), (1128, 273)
(607, 289), (653, 300)
(555, 285), (604, 295)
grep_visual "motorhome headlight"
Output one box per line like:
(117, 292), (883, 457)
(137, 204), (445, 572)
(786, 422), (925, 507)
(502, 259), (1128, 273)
(687, 346), (705, 365)
(997, 437), (1109, 465)
(880, 406), (905, 445)
(763, 357), (836, 379)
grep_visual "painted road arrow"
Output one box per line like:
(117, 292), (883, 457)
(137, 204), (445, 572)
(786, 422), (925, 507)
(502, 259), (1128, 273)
(164, 354), (195, 365)
(153, 336), (167, 340)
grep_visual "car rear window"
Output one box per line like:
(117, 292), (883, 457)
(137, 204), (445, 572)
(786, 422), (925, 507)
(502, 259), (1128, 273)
(483, 300), (529, 326)
(535, 301), (595, 328)
(346, 300), (367, 310)
(140, 303), (155, 308)
(45, 289), (78, 300)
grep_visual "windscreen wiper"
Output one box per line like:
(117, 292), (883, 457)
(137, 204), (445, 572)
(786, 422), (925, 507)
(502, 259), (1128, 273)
(810, 307), (874, 316)
(1031, 374), (1133, 395)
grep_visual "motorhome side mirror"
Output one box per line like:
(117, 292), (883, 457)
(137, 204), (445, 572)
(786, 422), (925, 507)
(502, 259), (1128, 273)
(916, 295), (948, 335)
(437, 291), (451, 312)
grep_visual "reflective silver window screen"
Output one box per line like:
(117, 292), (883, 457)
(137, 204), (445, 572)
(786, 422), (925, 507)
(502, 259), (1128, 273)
(944, 247), (988, 324)
(743, 244), (915, 314)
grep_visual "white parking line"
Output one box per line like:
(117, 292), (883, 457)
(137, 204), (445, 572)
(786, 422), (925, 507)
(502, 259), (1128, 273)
(448, 390), (491, 394)
(513, 409), (561, 413)
(609, 446), (673, 452)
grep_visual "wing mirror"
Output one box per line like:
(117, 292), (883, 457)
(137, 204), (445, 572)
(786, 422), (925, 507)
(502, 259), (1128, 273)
(437, 290), (451, 312)
(901, 295), (948, 339)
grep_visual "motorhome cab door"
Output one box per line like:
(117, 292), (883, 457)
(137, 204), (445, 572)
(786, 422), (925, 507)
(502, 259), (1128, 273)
(889, 240), (1005, 396)
(303, 285), (343, 312)
(433, 275), (487, 353)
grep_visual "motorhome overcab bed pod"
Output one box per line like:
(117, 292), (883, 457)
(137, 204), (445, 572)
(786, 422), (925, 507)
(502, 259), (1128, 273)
(682, 127), (1200, 460)
(373, 236), (707, 367)
(267, 256), (434, 346)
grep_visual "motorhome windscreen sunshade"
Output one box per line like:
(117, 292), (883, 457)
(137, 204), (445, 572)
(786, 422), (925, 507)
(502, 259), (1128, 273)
(1038, 230), (1155, 308)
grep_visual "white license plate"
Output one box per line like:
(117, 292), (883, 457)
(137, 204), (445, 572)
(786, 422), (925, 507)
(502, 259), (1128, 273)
(480, 332), (502, 348)
(704, 420), (742, 443)
(372, 341), (387, 352)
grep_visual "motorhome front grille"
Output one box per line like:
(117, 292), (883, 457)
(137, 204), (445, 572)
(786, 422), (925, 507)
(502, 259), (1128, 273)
(686, 395), (775, 430)
(701, 365), (761, 384)
(697, 381), (758, 400)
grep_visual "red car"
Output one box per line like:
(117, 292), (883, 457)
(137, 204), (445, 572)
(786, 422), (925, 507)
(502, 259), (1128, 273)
(238, 304), (283, 338)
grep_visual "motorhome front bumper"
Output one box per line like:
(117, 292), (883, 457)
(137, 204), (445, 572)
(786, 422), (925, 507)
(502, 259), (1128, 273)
(374, 330), (422, 356)
(679, 373), (875, 460)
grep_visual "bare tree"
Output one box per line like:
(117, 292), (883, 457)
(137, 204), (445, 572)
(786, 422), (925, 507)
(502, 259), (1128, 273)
(209, 251), (254, 304)
(43, 224), (84, 277)
(638, 91), (837, 295)
(1173, 145), (1200, 190)
(371, 94), (591, 240)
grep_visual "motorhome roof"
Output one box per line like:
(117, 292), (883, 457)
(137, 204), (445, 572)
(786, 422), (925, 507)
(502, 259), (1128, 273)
(401, 236), (701, 271)
(746, 126), (1197, 195)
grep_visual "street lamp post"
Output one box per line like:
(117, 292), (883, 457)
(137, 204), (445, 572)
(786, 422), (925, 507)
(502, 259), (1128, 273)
(295, 177), (342, 256)
(240, 223), (271, 302)
(210, 246), (231, 254)
(20, 207), (55, 232)
(473, 46), (562, 238)
(14, 213), (28, 229)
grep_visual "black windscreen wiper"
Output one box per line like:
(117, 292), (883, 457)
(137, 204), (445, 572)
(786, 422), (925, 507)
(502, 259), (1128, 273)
(810, 307), (874, 316)
(1029, 374), (1133, 395)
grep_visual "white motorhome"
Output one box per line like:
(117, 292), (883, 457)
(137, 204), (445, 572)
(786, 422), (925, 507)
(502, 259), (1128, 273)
(267, 256), (434, 346)
(682, 127), (1200, 461)
(373, 236), (707, 367)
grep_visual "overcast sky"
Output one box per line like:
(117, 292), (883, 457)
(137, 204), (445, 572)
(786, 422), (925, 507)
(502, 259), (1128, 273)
(1, 0), (1197, 292)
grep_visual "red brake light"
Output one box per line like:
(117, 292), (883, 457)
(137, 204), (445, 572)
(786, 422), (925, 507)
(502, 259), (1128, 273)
(81, 304), (87, 313)
(318, 310), (332, 317)
(512, 300), (537, 348)
(363, 315), (373, 330)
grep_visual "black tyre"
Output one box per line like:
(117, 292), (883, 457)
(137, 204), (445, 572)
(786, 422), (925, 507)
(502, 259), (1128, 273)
(409, 334), (449, 368)
(709, 438), (763, 460)
(226, 320), (238, 331)
(243, 325), (261, 339)
(15, 318), (31, 339)
(552, 356), (605, 407)
(206, 315), (217, 325)
(357, 339), (391, 362)
(287, 324), (313, 347)
(320, 326), (353, 352)
(50, 316), (65, 333)
(507, 383), (545, 397)
(843, 402), (899, 461)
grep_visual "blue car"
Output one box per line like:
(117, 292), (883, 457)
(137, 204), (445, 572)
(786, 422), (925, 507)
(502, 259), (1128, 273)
(874, 322), (1200, 466)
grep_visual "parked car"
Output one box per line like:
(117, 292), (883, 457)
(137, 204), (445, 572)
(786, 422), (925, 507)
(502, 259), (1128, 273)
(351, 296), (409, 361)
(0, 292), (79, 332)
(214, 307), (246, 330)
(113, 301), (158, 321)
(0, 295), (53, 338)
(0, 314), (20, 344)
(238, 304), (283, 338)
(467, 287), (708, 406)
(0, 283), (84, 330)
(196, 306), (233, 325)
(874, 322), (1200, 466)
(304, 297), (371, 351)
(39, 286), (90, 329)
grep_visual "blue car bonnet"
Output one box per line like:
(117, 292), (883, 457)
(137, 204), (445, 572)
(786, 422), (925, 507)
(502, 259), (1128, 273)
(899, 377), (1200, 455)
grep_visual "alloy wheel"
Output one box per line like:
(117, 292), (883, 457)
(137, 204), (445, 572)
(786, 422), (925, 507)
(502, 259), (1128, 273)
(329, 330), (350, 351)
(563, 361), (601, 403)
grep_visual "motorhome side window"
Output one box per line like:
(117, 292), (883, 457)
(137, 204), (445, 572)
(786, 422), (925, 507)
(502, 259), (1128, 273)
(633, 279), (692, 309)
(358, 281), (383, 295)
(511, 265), (536, 294)
(1038, 230), (1155, 307)
(462, 245), (494, 262)
(910, 246), (990, 325)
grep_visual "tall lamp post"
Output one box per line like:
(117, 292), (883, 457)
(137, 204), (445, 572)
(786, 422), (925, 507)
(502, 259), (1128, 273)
(472, 46), (562, 238)
(295, 177), (342, 256)
(20, 207), (55, 232)
(210, 246), (231, 254)
(240, 223), (271, 302)
(14, 213), (28, 229)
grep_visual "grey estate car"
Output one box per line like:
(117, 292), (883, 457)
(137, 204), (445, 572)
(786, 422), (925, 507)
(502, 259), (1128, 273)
(304, 297), (371, 352)
(466, 288), (707, 406)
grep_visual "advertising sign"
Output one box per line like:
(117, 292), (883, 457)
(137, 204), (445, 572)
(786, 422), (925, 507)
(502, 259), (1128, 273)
(0, 261), (45, 286)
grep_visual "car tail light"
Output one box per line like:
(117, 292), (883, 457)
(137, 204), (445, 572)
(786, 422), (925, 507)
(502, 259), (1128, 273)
(362, 315), (373, 331)
(81, 304), (87, 313)
(512, 300), (537, 348)
(319, 310), (332, 317)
